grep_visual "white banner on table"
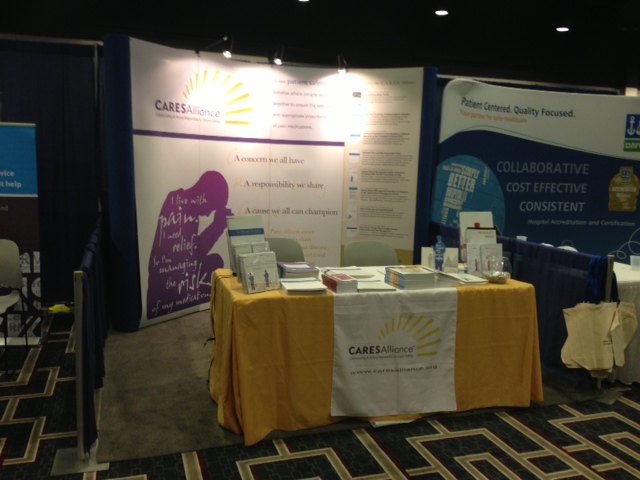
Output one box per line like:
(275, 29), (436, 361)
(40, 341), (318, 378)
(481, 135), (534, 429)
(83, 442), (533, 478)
(331, 289), (458, 417)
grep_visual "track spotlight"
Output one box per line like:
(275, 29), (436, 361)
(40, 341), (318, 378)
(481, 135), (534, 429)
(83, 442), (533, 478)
(222, 37), (234, 58)
(197, 35), (229, 55)
(272, 45), (284, 65)
(337, 54), (348, 74)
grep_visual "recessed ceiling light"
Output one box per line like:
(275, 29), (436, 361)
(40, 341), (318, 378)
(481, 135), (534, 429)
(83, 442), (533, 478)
(556, 26), (569, 32)
(435, 10), (449, 16)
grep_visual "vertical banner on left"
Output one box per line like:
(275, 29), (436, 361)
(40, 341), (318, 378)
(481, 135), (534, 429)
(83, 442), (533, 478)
(0, 123), (41, 337)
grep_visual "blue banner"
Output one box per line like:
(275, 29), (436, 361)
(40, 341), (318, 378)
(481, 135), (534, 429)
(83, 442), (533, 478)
(433, 80), (640, 261)
(0, 122), (41, 337)
(0, 123), (38, 196)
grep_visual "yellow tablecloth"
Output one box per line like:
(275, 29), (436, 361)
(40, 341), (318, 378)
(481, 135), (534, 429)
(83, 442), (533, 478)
(209, 269), (543, 445)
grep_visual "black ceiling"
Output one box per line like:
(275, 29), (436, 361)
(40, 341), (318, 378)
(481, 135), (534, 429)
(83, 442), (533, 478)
(3, 0), (640, 91)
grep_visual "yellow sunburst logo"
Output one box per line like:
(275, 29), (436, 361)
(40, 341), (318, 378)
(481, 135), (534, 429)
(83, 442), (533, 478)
(182, 70), (253, 126)
(378, 313), (441, 357)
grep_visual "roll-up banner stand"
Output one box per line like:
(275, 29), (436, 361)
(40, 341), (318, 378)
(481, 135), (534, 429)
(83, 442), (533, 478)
(433, 79), (640, 258)
(0, 122), (41, 342)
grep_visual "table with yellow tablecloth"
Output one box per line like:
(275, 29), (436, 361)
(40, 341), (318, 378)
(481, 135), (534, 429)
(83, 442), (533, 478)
(209, 269), (543, 445)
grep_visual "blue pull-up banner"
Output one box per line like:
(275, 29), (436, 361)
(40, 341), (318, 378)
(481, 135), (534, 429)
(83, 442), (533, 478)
(432, 79), (640, 260)
(0, 122), (41, 336)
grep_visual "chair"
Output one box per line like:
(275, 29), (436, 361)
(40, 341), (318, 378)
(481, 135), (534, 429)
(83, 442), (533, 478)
(0, 239), (28, 377)
(343, 240), (399, 267)
(266, 237), (305, 263)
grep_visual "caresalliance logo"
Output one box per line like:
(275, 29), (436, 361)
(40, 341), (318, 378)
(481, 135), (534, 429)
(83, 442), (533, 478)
(624, 114), (640, 152)
(348, 313), (441, 360)
(154, 69), (253, 126)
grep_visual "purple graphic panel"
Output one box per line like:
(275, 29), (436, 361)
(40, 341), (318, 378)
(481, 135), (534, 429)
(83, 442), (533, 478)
(146, 171), (232, 319)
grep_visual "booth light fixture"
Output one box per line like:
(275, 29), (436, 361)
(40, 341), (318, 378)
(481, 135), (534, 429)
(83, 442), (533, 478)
(222, 36), (234, 58)
(337, 54), (348, 74)
(197, 35), (229, 55)
(272, 45), (284, 65)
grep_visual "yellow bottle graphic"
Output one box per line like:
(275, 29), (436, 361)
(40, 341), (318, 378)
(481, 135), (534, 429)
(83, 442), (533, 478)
(609, 166), (640, 212)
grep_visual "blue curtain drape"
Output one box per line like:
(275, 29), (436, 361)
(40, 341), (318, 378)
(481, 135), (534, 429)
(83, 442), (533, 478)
(103, 34), (141, 332)
(0, 39), (103, 304)
(412, 67), (439, 263)
(511, 241), (597, 386)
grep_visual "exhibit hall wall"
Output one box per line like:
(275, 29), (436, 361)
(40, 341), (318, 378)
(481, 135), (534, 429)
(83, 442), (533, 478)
(433, 79), (640, 258)
(106, 36), (428, 327)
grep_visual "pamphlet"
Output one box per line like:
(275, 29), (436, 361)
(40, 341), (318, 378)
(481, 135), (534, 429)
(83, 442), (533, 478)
(321, 272), (358, 293)
(356, 279), (397, 292)
(467, 243), (503, 278)
(280, 278), (328, 295)
(232, 241), (271, 282)
(226, 215), (266, 275)
(322, 267), (376, 279)
(421, 246), (435, 269)
(238, 251), (280, 294)
(278, 261), (320, 279)
(459, 211), (494, 262)
(385, 266), (437, 290)
(466, 227), (497, 246)
(443, 248), (459, 273)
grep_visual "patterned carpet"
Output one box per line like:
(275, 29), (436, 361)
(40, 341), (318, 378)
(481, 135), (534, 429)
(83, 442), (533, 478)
(2, 314), (640, 479)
